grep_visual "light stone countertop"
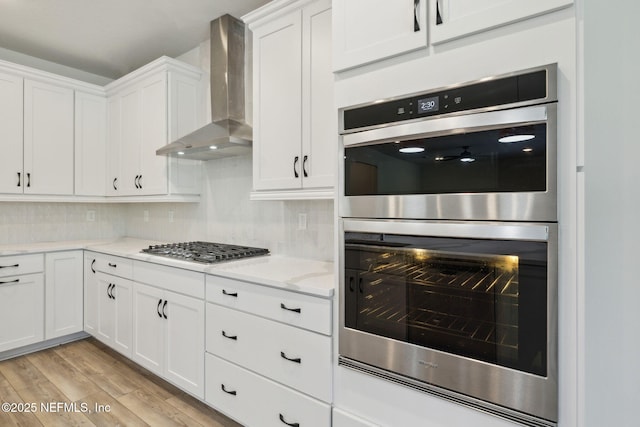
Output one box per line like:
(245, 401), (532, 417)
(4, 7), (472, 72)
(1, 237), (335, 298)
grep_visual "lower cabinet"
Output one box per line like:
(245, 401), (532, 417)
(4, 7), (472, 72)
(44, 251), (84, 339)
(332, 408), (379, 427)
(206, 353), (331, 427)
(0, 268), (44, 352)
(132, 281), (205, 398)
(96, 273), (133, 357)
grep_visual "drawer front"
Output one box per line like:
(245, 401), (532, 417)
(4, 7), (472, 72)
(206, 353), (331, 427)
(206, 303), (332, 402)
(206, 275), (332, 335)
(0, 254), (44, 278)
(90, 253), (133, 279)
(134, 261), (204, 299)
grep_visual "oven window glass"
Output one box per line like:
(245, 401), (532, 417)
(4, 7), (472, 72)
(344, 123), (547, 196)
(344, 232), (548, 376)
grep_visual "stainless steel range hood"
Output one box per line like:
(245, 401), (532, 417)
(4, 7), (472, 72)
(156, 14), (252, 160)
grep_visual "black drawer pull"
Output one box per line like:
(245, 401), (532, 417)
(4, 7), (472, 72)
(17, 172), (21, 187)
(222, 289), (238, 297)
(222, 331), (238, 340)
(91, 259), (96, 273)
(0, 279), (20, 285)
(0, 264), (19, 269)
(108, 263), (117, 268)
(280, 303), (301, 313)
(157, 299), (163, 318)
(280, 351), (301, 364)
(221, 384), (237, 396)
(279, 413), (300, 427)
(162, 300), (168, 319)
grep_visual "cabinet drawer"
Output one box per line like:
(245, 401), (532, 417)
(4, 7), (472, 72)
(206, 353), (331, 427)
(90, 253), (133, 279)
(134, 261), (204, 299)
(206, 275), (332, 335)
(206, 303), (332, 402)
(0, 254), (44, 278)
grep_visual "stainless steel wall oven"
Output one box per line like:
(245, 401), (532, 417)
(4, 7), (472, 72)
(338, 65), (559, 426)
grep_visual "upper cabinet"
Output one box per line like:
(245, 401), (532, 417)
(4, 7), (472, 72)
(105, 57), (204, 197)
(332, 0), (428, 72)
(75, 91), (107, 196)
(23, 79), (74, 195)
(0, 70), (23, 195)
(429, 0), (573, 44)
(245, 0), (335, 200)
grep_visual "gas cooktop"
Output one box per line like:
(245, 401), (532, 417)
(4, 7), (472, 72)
(141, 241), (269, 264)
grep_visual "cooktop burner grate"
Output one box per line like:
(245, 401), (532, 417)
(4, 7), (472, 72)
(141, 241), (269, 264)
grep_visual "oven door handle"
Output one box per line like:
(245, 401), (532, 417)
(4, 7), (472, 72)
(342, 104), (550, 146)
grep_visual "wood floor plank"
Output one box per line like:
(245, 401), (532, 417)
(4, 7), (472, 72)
(26, 350), (101, 402)
(117, 388), (204, 427)
(0, 371), (43, 427)
(0, 357), (49, 392)
(166, 393), (243, 427)
(16, 381), (95, 427)
(78, 390), (147, 427)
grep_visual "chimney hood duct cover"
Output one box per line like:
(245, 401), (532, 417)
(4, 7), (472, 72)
(156, 14), (252, 160)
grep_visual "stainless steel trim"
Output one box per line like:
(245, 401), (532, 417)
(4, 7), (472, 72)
(339, 357), (557, 427)
(339, 103), (558, 222)
(339, 63), (557, 135)
(339, 219), (559, 423)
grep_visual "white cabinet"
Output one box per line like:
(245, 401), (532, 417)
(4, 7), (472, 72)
(44, 251), (84, 339)
(106, 57), (203, 197)
(84, 252), (133, 357)
(0, 70), (23, 195)
(75, 91), (107, 196)
(429, 0), (573, 44)
(246, 0), (335, 199)
(0, 255), (44, 352)
(332, 0), (428, 71)
(132, 262), (205, 398)
(23, 79), (74, 195)
(333, 408), (379, 427)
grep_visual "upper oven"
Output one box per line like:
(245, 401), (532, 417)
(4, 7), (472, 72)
(339, 64), (558, 222)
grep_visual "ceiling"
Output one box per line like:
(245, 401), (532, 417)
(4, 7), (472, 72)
(0, 0), (270, 80)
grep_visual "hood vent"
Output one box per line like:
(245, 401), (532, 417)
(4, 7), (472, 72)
(156, 14), (252, 160)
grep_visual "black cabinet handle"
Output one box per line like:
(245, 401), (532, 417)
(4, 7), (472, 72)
(17, 172), (21, 187)
(293, 156), (299, 178)
(222, 331), (238, 340)
(221, 384), (237, 396)
(280, 351), (301, 364)
(113, 177), (118, 190)
(279, 414), (300, 427)
(0, 264), (19, 269)
(111, 284), (116, 300)
(0, 279), (20, 285)
(349, 276), (355, 292)
(358, 278), (363, 293)
(222, 289), (238, 297)
(108, 263), (117, 268)
(436, 0), (443, 25)
(91, 259), (96, 274)
(280, 303), (301, 314)
(157, 299), (163, 318)
(302, 155), (308, 177)
(162, 300), (168, 319)
(107, 284), (113, 299)
(138, 175), (142, 189)
(26, 172), (31, 188)
(414, 0), (421, 31)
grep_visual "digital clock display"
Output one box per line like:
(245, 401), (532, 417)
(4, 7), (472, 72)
(417, 96), (439, 114)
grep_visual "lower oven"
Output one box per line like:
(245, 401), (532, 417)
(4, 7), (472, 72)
(339, 219), (558, 425)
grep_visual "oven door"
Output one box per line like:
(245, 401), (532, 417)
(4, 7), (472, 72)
(339, 219), (558, 423)
(340, 103), (557, 222)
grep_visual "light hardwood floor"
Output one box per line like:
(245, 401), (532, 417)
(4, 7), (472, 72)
(0, 338), (243, 427)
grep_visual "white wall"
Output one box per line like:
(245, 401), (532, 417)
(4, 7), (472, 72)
(582, 1), (640, 426)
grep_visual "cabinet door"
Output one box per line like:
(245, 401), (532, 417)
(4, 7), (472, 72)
(0, 71), (23, 194)
(0, 273), (44, 352)
(107, 95), (123, 195)
(96, 272), (115, 344)
(112, 277), (133, 357)
(333, 408), (379, 427)
(164, 291), (205, 398)
(75, 91), (107, 196)
(119, 86), (142, 195)
(430, 0), (573, 44)
(45, 251), (83, 339)
(332, 0), (428, 71)
(139, 73), (168, 195)
(84, 254), (99, 335)
(252, 10), (304, 191)
(302, 0), (335, 189)
(132, 282), (164, 375)
(23, 79), (74, 195)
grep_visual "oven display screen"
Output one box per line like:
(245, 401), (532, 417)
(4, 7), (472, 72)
(417, 96), (439, 114)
